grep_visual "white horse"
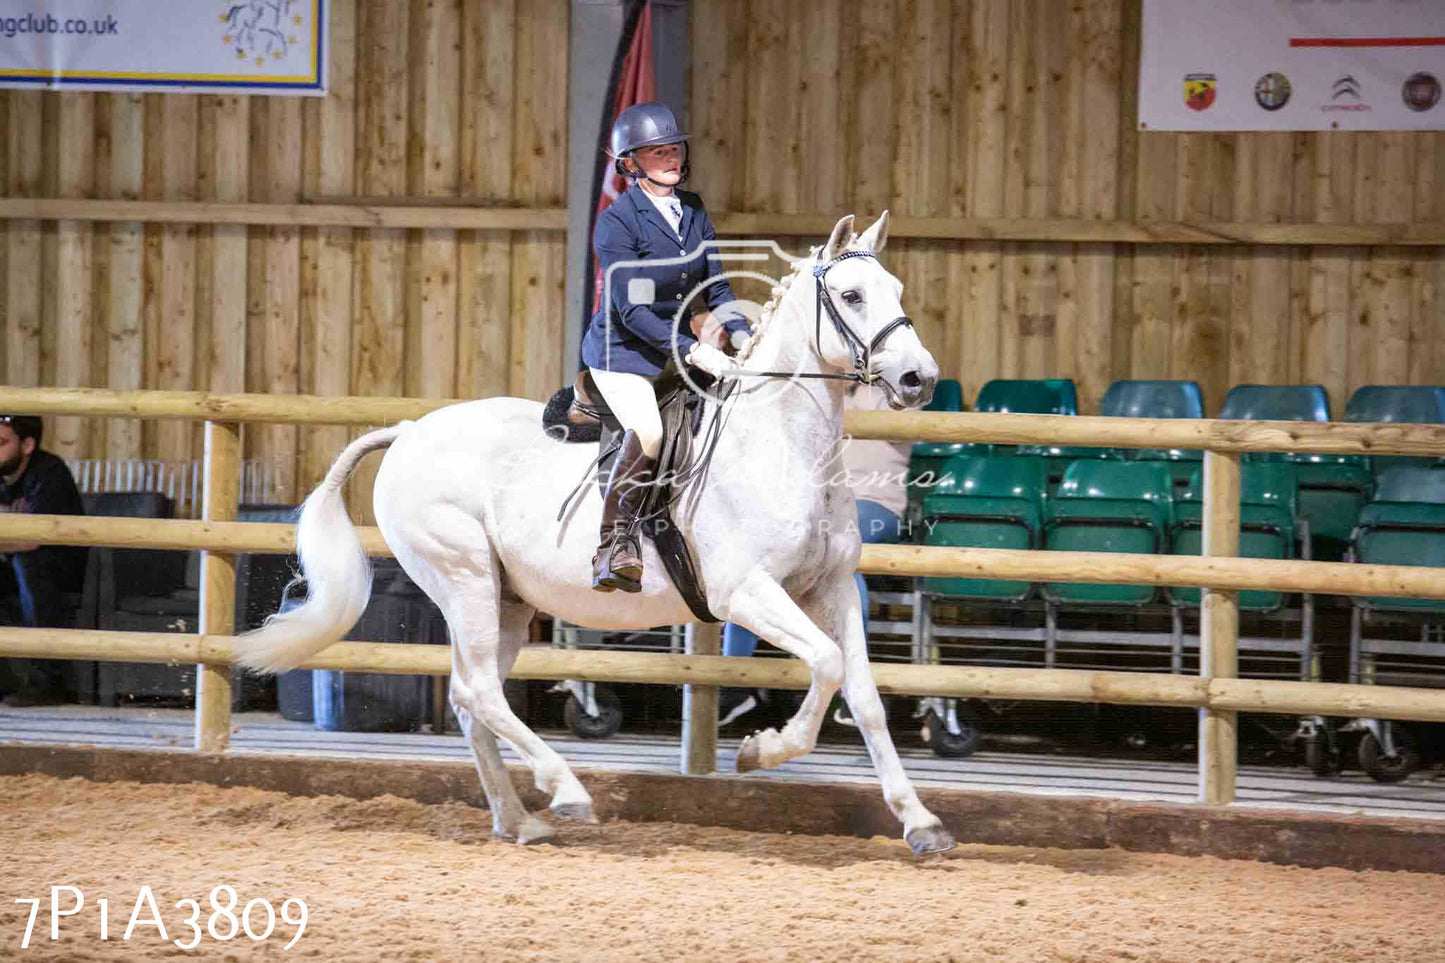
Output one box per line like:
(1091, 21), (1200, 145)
(235, 212), (954, 855)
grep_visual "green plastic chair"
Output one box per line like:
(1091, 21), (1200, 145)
(1169, 463), (1298, 611)
(904, 379), (977, 526)
(923, 379), (964, 413)
(1043, 460), (1176, 606)
(908, 379), (999, 520)
(1345, 386), (1445, 425)
(1103, 380), (1206, 491)
(974, 378), (1080, 460)
(1102, 380), (1206, 420)
(921, 455), (1048, 601)
(1280, 455), (1372, 563)
(1013, 445), (1123, 495)
(1351, 466), (1445, 615)
(973, 378), (1079, 415)
(1345, 386), (1445, 480)
(907, 443), (997, 525)
(1374, 465), (1445, 504)
(1220, 384), (1331, 423)
(1218, 384), (1364, 561)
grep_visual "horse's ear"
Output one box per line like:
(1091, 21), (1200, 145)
(858, 210), (890, 255)
(822, 215), (855, 262)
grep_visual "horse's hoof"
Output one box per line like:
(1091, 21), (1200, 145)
(736, 734), (762, 773)
(516, 815), (558, 845)
(550, 801), (598, 824)
(905, 824), (956, 857)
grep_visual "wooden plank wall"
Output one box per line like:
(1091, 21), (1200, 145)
(0, 0), (566, 522)
(5, 0), (1444, 521)
(689, 0), (1445, 416)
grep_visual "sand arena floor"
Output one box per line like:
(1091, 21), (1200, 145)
(2, 773), (1442, 962)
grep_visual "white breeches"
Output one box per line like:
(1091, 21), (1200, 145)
(587, 368), (663, 459)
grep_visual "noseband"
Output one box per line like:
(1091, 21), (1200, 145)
(725, 249), (915, 386)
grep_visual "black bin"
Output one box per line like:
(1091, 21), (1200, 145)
(234, 505), (304, 715)
(311, 559), (448, 733)
(273, 593), (315, 722)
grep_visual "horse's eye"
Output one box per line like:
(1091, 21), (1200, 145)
(841, 290), (862, 305)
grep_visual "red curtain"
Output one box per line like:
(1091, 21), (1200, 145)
(590, 0), (655, 317)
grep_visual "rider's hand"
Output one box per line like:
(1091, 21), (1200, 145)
(685, 342), (737, 377)
(691, 310), (728, 349)
(729, 328), (750, 352)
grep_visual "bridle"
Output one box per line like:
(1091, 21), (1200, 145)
(811, 250), (916, 384)
(725, 249), (915, 386)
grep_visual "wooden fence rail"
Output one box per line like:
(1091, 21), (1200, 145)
(845, 409), (1445, 455)
(0, 386), (1442, 805)
(5, 198), (1445, 246)
(2, 628), (1443, 726)
(0, 387), (456, 427)
(6, 514), (1445, 601)
(6, 386), (1445, 454)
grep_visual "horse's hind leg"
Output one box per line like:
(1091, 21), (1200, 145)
(456, 707), (557, 843)
(445, 558), (596, 824)
(453, 600), (556, 844)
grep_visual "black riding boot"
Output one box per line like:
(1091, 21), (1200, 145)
(592, 430), (656, 593)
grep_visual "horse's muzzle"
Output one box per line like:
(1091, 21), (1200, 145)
(896, 368), (937, 408)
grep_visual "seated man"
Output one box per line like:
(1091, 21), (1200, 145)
(0, 415), (87, 706)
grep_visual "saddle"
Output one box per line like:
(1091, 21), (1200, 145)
(542, 368), (719, 622)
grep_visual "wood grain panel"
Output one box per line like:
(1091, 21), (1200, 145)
(50, 95), (95, 461)
(6, 92), (43, 389)
(301, 0), (357, 497)
(508, 0), (566, 402)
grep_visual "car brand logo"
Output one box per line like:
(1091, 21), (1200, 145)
(1403, 72), (1441, 112)
(1322, 75), (1370, 114)
(1254, 72), (1291, 111)
(1184, 73), (1217, 111)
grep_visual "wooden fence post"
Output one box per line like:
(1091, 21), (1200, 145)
(1199, 449), (1241, 804)
(195, 420), (240, 751)
(681, 621), (722, 775)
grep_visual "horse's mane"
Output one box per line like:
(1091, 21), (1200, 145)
(734, 239), (849, 363)
(733, 249), (809, 363)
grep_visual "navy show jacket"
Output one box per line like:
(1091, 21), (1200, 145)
(581, 183), (747, 377)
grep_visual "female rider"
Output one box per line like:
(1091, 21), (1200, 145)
(579, 101), (751, 593)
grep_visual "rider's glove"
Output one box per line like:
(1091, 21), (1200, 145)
(729, 329), (751, 352)
(685, 342), (737, 378)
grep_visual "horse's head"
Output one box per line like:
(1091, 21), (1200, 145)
(812, 212), (939, 409)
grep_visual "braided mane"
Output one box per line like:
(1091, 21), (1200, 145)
(734, 238), (870, 362)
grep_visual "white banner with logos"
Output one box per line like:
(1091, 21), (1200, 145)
(1139, 0), (1445, 131)
(0, 0), (326, 95)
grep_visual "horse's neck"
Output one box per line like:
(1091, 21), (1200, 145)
(706, 287), (849, 491)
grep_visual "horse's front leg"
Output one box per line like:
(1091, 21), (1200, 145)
(723, 569), (844, 772)
(829, 575), (955, 856)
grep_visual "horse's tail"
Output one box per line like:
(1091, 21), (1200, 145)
(232, 426), (402, 674)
